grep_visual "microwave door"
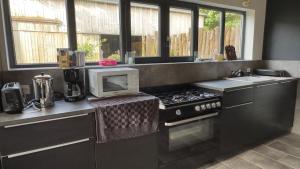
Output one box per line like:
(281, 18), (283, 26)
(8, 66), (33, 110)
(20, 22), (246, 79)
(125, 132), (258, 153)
(103, 75), (128, 92)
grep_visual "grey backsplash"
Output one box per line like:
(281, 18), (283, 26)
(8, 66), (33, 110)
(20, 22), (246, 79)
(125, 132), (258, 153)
(2, 60), (265, 93)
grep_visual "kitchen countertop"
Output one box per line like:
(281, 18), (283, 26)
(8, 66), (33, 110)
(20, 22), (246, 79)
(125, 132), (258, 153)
(194, 80), (253, 92)
(0, 100), (96, 127)
(195, 76), (297, 92)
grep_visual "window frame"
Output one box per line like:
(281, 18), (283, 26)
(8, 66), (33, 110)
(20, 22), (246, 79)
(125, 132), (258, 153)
(1, 0), (246, 68)
(223, 10), (246, 59)
(129, 0), (162, 61)
(197, 5), (246, 59)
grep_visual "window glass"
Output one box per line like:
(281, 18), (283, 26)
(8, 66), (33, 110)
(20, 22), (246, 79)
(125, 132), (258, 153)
(198, 9), (221, 59)
(169, 8), (192, 57)
(9, 0), (68, 64)
(131, 3), (159, 57)
(75, 0), (121, 62)
(224, 12), (244, 59)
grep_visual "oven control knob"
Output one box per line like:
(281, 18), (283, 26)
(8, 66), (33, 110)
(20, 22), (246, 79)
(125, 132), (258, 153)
(216, 102), (221, 108)
(200, 104), (206, 111)
(206, 104), (212, 109)
(175, 109), (182, 116)
(211, 103), (216, 108)
(195, 105), (201, 112)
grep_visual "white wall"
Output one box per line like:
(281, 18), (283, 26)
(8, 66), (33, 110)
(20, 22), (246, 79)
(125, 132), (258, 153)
(182, 0), (267, 60)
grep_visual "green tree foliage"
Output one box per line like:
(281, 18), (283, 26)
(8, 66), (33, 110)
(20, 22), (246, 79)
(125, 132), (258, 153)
(201, 9), (220, 30)
(201, 9), (241, 30)
(225, 13), (242, 27)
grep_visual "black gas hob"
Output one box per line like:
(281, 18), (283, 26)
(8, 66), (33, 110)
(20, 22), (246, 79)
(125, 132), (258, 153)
(142, 85), (221, 109)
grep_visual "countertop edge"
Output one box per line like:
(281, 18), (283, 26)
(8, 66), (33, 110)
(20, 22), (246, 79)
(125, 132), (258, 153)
(0, 108), (96, 127)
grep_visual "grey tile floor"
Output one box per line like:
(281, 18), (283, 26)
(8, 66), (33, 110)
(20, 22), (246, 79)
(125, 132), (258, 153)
(201, 134), (300, 169)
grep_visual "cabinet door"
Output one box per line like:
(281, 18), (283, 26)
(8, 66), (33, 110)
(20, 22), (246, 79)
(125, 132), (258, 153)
(254, 82), (283, 138)
(96, 134), (158, 169)
(1, 140), (95, 169)
(220, 102), (254, 152)
(277, 80), (298, 129)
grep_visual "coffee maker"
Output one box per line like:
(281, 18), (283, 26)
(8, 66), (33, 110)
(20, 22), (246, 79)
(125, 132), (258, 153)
(63, 68), (85, 102)
(58, 49), (86, 102)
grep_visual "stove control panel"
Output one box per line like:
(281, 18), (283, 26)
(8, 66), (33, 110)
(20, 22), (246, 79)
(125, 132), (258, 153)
(195, 101), (222, 112)
(161, 100), (222, 122)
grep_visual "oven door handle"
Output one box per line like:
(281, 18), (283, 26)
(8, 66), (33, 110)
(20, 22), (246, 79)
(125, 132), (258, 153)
(164, 112), (219, 127)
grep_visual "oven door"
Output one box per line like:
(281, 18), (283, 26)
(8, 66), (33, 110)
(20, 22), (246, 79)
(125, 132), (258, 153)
(158, 112), (220, 167)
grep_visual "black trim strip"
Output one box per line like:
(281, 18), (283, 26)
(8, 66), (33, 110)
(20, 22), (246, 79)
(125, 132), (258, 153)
(2, 0), (16, 69)
(220, 10), (226, 55)
(66, 0), (77, 50)
(192, 6), (199, 55)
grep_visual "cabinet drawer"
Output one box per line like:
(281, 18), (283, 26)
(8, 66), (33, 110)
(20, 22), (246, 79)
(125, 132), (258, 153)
(1, 139), (95, 169)
(223, 87), (253, 107)
(0, 113), (95, 156)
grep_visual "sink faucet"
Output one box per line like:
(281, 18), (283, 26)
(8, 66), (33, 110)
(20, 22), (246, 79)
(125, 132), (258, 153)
(231, 69), (244, 77)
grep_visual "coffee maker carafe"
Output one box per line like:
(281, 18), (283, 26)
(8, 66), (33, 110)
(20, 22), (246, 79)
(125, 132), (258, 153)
(63, 68), (85, 102)
(57, 48), (86, 102)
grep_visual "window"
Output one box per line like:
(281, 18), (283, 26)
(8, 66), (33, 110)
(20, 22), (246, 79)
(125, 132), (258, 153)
(8, 0), (68, 65)
(75, 0), (121, 62)
(3, 0), (246, 68)
(198, 9), (222, 59)
(224, 12), (244, 58)
(169, 8), (192, 57)
(130, 3), (159, 57)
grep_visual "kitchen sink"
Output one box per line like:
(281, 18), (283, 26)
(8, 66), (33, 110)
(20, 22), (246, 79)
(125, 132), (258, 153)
(226, 76), (276, 84)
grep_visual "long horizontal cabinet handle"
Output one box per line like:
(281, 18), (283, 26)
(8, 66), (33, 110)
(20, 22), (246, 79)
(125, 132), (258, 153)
(281, 81), (294, 84)
(4, 114), (89, 128)
(3, 138), (90, 159)
(226, 86), (253, 92)
(165, 112), (219, 127)
(256, 83), (279, 88)
(225, 102), (253, 109)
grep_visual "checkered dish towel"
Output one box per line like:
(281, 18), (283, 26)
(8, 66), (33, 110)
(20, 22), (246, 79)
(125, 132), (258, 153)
(91, 94), (159, 144)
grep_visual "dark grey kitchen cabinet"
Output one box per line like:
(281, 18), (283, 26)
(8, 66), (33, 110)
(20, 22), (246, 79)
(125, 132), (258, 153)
(254, 80), (297, 138)
(96, 133), (158, 169)
(220, 90), (255, 152)
(220, 103), (254, 151)
(0, 114), (95, 156)
(1, 140), (94, 169)
(277, 80), (297, 129)
(0, 113), (96, 169)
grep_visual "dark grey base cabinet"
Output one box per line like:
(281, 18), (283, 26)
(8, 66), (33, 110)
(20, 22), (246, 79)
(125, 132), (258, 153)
(96, 134), (158, 169)
(0, 113), (96, 169)
(254, 80), (297, 137)
(220, 86), (255, 152)
(1, 140), (95, 169)
(219, 80), (297, 153)
(220, 102), (254, 152)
